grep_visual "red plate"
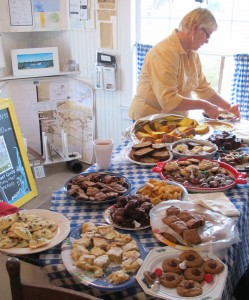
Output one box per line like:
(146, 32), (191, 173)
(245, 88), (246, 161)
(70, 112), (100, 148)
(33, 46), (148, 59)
(152, 157), (247, 192)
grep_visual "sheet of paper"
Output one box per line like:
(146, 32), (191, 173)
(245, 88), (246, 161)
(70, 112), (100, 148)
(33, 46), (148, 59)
(9, 0), (33, 26)
(33, 0), (60, 30)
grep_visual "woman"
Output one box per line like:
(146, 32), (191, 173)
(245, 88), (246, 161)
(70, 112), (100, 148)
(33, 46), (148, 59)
(129, 8), (240, 121)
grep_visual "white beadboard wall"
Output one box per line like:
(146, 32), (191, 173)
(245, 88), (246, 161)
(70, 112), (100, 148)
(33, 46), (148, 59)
(0, 0), (134, 146)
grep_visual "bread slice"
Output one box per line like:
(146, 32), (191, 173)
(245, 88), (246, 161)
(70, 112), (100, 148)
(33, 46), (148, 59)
(194, 123), (209, 134)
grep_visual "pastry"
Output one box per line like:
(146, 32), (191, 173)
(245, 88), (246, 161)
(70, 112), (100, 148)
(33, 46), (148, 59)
(179, 250), (203, 267)
(177, 279), (202, 297)
(159, 272), (183, 288)
(182, 228), (202, 245)
(203, 258), (224, 274)
(162, 258), (181, 274)
(184, 267), (205, 282)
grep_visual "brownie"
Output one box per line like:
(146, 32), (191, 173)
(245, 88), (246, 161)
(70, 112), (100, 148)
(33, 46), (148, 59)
(177, 210), (193, 222)
(166, 205), (180, 216)
(162, 215), (181, 226)
(182, 229), (201, 245)
(170, 220), (188, 235)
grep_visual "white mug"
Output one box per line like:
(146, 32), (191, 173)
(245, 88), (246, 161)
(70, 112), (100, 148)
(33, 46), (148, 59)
(93, 138), (114, 170)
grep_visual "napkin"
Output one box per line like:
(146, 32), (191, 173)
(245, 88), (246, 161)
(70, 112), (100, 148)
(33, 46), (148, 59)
(234, 119), (249, 144)
(0, 202), (19, 217)
(188, 192), (240, 217)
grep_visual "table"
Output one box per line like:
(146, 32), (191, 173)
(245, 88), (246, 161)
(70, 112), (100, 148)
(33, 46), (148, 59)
(39, 141), (249, 300)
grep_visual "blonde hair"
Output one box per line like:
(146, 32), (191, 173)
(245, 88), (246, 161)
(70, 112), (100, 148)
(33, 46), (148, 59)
(179, 8), (217, 32)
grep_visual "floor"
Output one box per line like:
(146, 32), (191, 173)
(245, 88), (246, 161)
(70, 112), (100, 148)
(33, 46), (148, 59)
(21, 161), (91, 210)
(0, 161), (91, 300)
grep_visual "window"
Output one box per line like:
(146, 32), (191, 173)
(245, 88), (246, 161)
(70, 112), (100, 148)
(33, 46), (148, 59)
(135, 0), (249, 98)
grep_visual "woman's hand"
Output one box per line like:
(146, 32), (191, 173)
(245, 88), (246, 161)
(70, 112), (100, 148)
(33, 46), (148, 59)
(204, 102), (220, 119)
(229, 104), (240, 119)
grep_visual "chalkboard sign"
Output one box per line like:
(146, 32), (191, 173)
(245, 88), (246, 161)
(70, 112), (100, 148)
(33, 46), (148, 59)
(0, 98), (37, 207)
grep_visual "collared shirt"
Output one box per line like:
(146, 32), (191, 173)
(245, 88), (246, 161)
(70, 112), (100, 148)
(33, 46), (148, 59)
(129, 30), (216, 120)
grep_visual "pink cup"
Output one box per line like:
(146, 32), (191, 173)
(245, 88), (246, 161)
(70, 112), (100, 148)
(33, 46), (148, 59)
(93, 139), (114, 170)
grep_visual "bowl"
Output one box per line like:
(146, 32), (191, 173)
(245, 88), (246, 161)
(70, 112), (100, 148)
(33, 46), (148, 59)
(171, 138), (218, 160)
(64, 171), (132, 204)
(134, 179), (188, 205)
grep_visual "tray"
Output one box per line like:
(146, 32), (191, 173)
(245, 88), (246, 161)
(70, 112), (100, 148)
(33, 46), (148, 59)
(152, 158), (247, 193)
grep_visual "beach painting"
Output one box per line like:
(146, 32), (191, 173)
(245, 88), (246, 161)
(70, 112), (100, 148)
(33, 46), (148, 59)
(17, 52), (54, 70)
(11, 47), (59, 76)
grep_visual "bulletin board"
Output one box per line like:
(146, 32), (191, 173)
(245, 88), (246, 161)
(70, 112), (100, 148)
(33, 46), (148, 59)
(0, 98), (37, 207)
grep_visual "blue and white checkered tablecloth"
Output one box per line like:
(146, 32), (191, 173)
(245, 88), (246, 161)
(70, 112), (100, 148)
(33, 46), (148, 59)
(39, 143), (249, 300)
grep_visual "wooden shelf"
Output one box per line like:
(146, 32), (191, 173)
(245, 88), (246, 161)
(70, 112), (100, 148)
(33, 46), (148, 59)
(0, 71), (80, 82)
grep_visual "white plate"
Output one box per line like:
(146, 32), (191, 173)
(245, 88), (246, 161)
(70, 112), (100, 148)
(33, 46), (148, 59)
(61, 224), (147, 291)
(103, 205), (151, 231)
(126, 150), (173, 166)
(135, 247), (228, 300)
(0, 209), (70, 255)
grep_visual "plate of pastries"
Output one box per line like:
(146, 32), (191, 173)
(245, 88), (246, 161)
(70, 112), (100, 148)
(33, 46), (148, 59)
(64, 172), (132, 204)
(127, 141), (173, 165)
(152, 157), (247, 192)
(131, 114), (213, 144)
(219, 149), (249, 171)
(203, 110), (238, 122)
(0, 209), (70, 255)
(61, 222), (147, 291)
(150, 200), (238, 252)
(136, 247), (227, 300)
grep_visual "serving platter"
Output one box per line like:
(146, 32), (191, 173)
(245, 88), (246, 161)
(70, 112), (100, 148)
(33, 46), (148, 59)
(205, 120), (235, 132)
(135, 247), (228, 300)
(149, 200), (239, 252)
(63, 172), (132, 204)
(203, 110), (238, 122)
(61, 224), (147, 291)
(152, 158), (247, 193)
(130, 114), (213, 144)
(0, 209), (70, 255)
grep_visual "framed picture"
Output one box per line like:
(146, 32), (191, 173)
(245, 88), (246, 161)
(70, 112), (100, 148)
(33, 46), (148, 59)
(11, 47), (59, 77)
(0, 98), (37, 207)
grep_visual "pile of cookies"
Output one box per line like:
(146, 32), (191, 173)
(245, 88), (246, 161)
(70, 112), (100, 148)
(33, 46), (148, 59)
(71, 222), (143, 283)
(162, 158), (235, 189)
(129, 141), (171, 164)
(160, 205), (205, 246)
(143, 249), (224, 297)
(0, 211), (58, 249)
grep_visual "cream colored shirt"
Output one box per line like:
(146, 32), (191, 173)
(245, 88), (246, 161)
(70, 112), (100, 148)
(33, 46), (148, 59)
(129, 30), (216, 120)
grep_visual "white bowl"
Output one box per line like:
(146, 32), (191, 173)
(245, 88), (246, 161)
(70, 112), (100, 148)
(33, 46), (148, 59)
(171, 138), (218, 160)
